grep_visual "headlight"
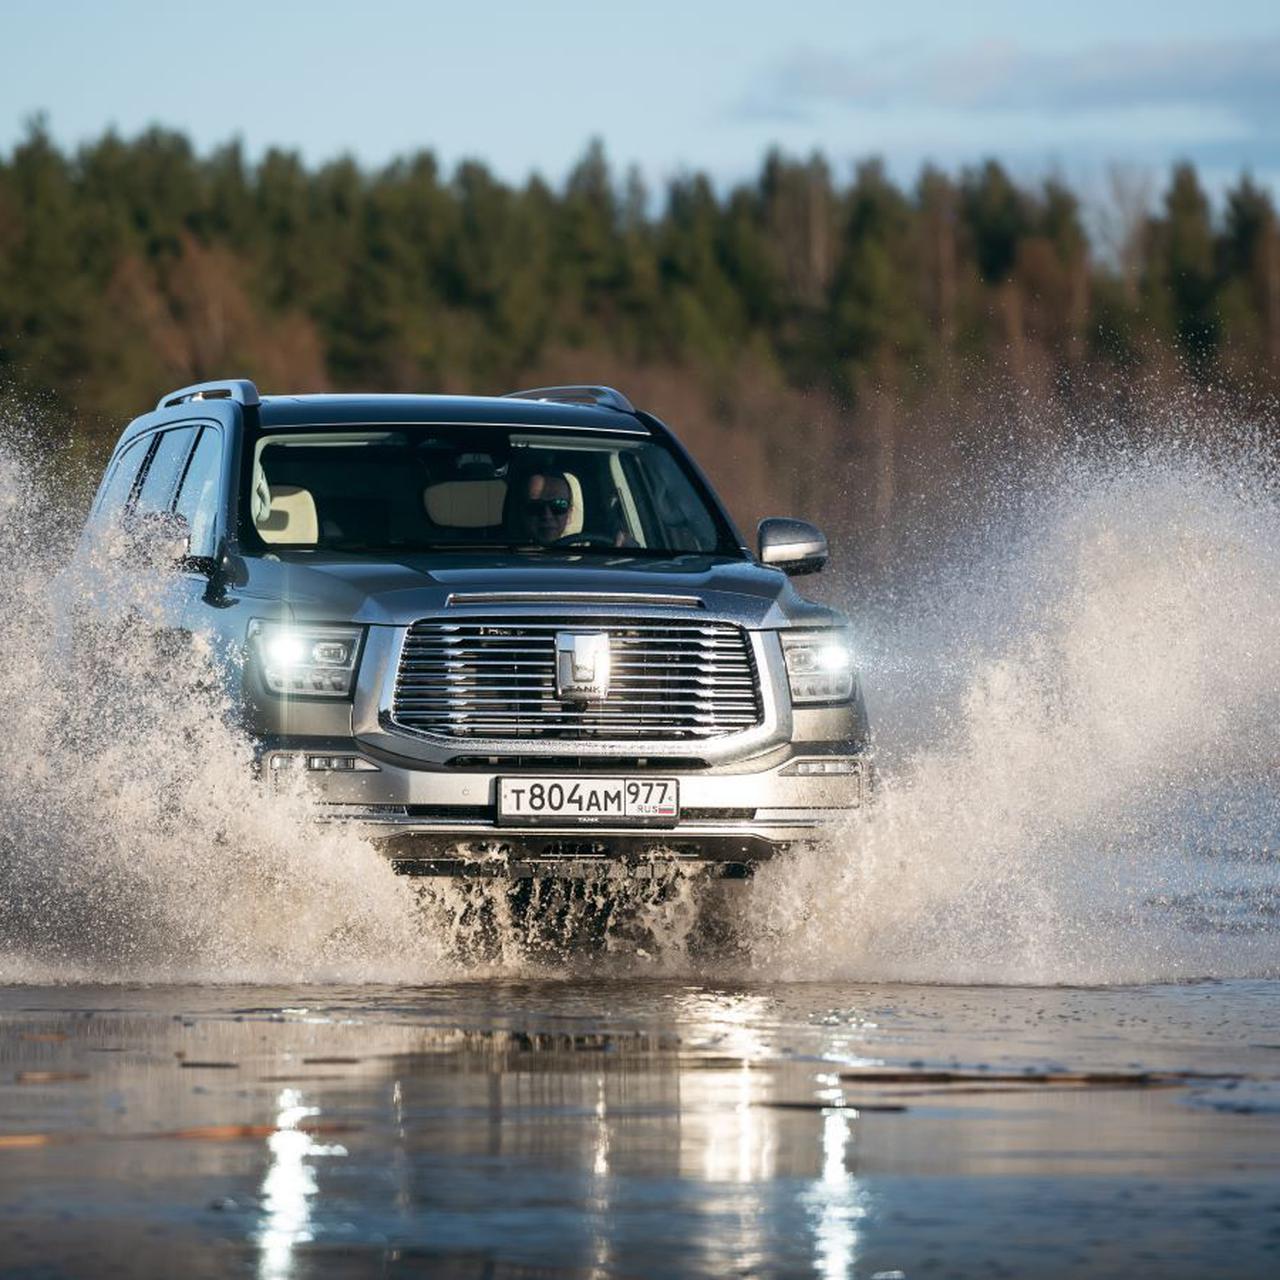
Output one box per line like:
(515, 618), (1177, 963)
(781, 629), (857, 704)
(248, 620), (364, 698)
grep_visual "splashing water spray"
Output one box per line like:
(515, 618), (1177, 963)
(2, 417), (1279, 984)
(750, 435), (1280, 984)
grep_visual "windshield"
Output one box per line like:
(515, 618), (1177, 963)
(242, 424), (741, 557)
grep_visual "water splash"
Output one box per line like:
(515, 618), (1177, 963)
(0, 440), (443, 983)
(0, 434), (710, 980)
(3, 422), (1280, 985)
(750, 438), (1280, 983)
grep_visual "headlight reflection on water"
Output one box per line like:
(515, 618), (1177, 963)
(670, 991), (867, 1277)
(807, 1073), (868, 1280)
(588, 1071), (613, 1280)
(257, 1088), (348, 1280)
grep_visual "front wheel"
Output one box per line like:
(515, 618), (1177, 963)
(409, 864), (752, 964)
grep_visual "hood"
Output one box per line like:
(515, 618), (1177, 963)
(261, 550), (842, 629)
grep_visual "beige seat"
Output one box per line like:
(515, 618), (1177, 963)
(563, 472), (585, 536)
(423, 479), (508, 528)
(257, 484), (319, 544)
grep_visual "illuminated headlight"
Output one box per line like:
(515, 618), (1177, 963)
(248, 620), (363, 697)
(781, 629), (857, 704)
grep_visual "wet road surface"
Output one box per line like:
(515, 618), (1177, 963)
(1, 979), (1278, 1278)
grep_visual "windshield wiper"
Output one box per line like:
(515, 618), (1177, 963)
(317, 541), (727, 557)
(417, 541), (546, 552)
(320, 541), (544, 553)
(549, 546), (719, 559)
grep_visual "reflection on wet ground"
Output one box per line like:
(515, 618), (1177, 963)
(1, 980), (1278, 1278)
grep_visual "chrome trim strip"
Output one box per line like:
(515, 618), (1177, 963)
(316, 815), (831, 834)
(446, 591), (703, 608)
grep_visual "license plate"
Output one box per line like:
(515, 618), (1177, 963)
(497, 777), (679, 826)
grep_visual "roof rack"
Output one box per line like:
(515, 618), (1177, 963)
(156, 378), (261, 411)
(502, 385), (636, 415)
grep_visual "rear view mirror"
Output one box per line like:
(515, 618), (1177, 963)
(757, 517), (829, 576)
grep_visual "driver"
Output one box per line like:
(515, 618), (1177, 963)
(510, 468), (573, 546)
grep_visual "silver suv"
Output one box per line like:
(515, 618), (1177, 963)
(85, 380), (869, 879)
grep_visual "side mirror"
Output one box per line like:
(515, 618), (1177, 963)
(758, 517), (829, 576)
(201, 536), (247, 592)
(123, 509), (192, 570)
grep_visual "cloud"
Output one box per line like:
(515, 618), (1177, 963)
(743, 36), (1280, 133)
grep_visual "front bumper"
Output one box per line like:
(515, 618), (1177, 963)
(266, 743), (867, 877)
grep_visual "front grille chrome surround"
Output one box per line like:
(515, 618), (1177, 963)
(391, 616), (763, 741)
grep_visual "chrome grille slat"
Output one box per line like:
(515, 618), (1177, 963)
(394, 697), (759, 710)
(418, 621), (733, 631)
(400, 656), (750, 668)
(398, 671), (754, 684)
(433, 712), (760, 720)
(391, 615), (763, 741)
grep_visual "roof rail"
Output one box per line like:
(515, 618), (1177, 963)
(156, 378), (261, 411)
(502, 385), (636, 415)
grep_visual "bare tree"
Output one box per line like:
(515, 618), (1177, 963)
(1092, 164), (1156, 304)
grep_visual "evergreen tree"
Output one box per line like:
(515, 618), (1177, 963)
(0, 125), (1277, 479)
(1157, 163), (1219, 371)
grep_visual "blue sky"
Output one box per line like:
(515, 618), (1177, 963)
(4, 0), (1277, 197)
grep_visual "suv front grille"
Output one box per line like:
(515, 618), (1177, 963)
(391, 617), (763, 741)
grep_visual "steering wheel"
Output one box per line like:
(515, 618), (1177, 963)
(550, 531), (620, 550)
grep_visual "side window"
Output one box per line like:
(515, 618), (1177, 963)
(173, 427), (223, 557)
(630, 445), (720, 552)
(94, 437), (151, 526)
(135, 427), (197, 514)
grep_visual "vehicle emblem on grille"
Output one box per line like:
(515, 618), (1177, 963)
(554, 631), (611, 702)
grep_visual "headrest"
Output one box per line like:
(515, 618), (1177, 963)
(257, 484), (318, 544)
(424, 479), (507, 528)
(563, 472), (584, 536)
(251, 462), (273, 525)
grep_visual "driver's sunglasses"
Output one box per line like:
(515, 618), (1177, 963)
(525, 497), (571, 516)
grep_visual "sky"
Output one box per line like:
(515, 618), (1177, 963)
(3, 0), (1278, 199)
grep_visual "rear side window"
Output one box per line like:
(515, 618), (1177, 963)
(94, 437), (150, 525)
(136, 427), (197, 514)
(173, 427), (223, 557)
